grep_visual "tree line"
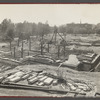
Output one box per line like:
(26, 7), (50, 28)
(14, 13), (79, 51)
(0, 19), (100, 42)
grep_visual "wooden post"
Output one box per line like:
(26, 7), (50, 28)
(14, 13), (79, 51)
(21, 47), (23, 58)
(14, 47), (16, 58)
(41, 41), (43, 55)
(55, 33), (57, 43)
(10, 41), (11, 51)
(28, 51), (29, 56)
(22, 40), (23, 50)
(47, 43), (50, 53)
(11, 51), (12, 57)
(18, 38), (19, 47)
(29, 38), (31, 51)
(21, 32), (24, 58)
(58, 45), (60, 58)
(21, 40), (24, 58)
(63, 45), (66, 57)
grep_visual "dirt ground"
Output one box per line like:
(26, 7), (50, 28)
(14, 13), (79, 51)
(0, 34), (100, 96)
(0, 64), (99, 96)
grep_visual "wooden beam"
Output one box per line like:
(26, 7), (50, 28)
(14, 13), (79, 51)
(21, 47), (23, 58)
(47, 43), (50, 53)
(41, 41), (43, 55)
(29, 38), (31, 51)
(14, 47), (16, 58)
(0, 83), (86, 95)
(58, 45), (60, 58)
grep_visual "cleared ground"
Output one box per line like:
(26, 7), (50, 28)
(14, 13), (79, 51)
(0, 64), (98, 96)
(0, 34), (100, 96)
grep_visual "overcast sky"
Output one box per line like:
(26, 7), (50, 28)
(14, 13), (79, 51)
(0, 4), (100, 26)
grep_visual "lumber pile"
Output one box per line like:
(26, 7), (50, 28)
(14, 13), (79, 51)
(0, 69), (96, 97)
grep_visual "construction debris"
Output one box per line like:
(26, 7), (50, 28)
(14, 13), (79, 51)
(0, 50), (98, 97)
(0, 67), (96, 97)
(78, 53), (100, 71)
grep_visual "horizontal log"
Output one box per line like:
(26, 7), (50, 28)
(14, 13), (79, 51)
(0, 83), (86, 95)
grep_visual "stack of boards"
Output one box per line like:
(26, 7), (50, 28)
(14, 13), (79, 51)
(0, 71), (58, 87)
(0, 70), (97, 97)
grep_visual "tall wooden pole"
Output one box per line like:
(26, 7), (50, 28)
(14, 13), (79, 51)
(18, 38), (19, 47)
(47, 43), (50, 53)
(21, 32), (23, 58)
(28, 51), (29, 56)
(10, 41), (11, 51)
(21, 47), (23, 58)
(40, 34), (44, 55)
(41, 41), (43, 55)
(14, 47), (16, 58)
(29, 38), (31, 51)
(55, 33), (57, 43)
(58, 45), (60, 58)
(63, 45), (66, 57)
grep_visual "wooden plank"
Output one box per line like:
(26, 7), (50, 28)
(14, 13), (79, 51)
(9, 76), (21, 83)
(39, 76), (48, 81)
(75, 93), (86, 97)
(44, 77), (53, 85)
(0, 83), (86, 95)
(28, 77), (38, 84)
(14, 47), (16, 58)
(57, 45), (60, 58)
(66, 92), (75, 97)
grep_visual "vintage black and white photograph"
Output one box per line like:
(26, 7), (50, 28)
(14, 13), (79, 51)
(0, 4), (99, 97)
